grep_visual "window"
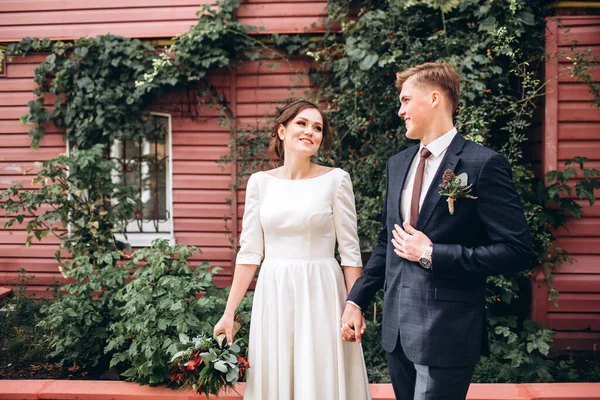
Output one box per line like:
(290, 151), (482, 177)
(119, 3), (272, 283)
(0, 54), (6, 77)
(110, 112), (174, 246)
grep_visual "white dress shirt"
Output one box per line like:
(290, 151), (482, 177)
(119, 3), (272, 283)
(401, 128), (457, 224)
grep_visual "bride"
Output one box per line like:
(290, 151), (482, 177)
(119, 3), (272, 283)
(213, 100), (371, 399)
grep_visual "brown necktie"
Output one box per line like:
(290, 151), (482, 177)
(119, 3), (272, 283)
(410, 147), (432, 225)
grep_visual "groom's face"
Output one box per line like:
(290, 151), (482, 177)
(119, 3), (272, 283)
(398, 78), (435, 141)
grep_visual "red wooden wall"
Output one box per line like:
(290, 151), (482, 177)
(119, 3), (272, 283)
(532, 16), (600, 351)
(0, 0), (328, 42)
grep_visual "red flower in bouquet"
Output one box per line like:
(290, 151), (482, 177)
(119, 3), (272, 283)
(237, 356), (250, 378)
(170, 370), (185, 383)
(185, 356), (203, 371)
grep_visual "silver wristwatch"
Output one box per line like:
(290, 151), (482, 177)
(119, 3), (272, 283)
(419, 244), (433, 269)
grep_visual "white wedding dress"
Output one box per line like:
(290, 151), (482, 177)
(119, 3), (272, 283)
(236, 168), (371, 400)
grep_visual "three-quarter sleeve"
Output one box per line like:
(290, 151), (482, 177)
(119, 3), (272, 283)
(236, 173), (264, 265)
(333, 171), (363, 267)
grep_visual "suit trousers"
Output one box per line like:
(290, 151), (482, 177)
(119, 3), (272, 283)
(386, 335), (475, 400)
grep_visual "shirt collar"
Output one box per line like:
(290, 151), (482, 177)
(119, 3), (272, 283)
(420, 127), (457, 158)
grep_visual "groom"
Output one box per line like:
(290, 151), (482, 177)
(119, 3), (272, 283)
(341, 62), (533, 399)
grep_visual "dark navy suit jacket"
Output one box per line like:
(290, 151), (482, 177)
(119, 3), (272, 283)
(347, 134), (533, 368)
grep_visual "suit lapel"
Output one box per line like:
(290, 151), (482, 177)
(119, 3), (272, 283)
(395, 145), (419, 222)
(415, 134), (466, 232)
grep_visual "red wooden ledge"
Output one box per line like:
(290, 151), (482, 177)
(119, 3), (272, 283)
(0, 286), (13, 301)
(1, 381), (599, 400)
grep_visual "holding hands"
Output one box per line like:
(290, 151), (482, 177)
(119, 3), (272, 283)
(340, 304), (366, 343)
(391, 221), (431, 263)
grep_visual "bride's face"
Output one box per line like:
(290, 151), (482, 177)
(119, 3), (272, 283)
(278, 108), (324, 158)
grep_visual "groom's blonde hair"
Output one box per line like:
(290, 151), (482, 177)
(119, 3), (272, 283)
(395, 62), (460, 113)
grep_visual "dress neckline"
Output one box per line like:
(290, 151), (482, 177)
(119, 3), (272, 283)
(260, 168), (338, 181)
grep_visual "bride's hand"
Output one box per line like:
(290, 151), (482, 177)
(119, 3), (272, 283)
(341, 304), (366, 343)
(214, 313), (235, 345)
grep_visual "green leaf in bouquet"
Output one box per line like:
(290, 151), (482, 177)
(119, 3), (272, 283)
(193, 336), (209, 349)
(200, 351), (217, 362)
(228, 343), (240, 353)
(213, 360), (228, 373)
(224, 353), (237, 363)
(170, 350), (185, 363)
(225, 369), (238, 383)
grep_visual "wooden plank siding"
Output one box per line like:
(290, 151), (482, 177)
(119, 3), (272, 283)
(0, 44), (312, 296)
(0, 0), (328, 42)
(536, 16), (600, 351)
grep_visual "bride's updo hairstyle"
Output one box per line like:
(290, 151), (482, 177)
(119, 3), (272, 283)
(268, 100), (333, 164)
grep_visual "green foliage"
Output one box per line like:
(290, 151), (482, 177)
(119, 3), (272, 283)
(473, 318), (579, 382)
(0, 145), (136, 271)
(136, 0), (259, 94)
(106, 240), (227, 385)
(8, 36), (155, 149)
(36, 255), (129, 369)
(0, 270), (47, 367)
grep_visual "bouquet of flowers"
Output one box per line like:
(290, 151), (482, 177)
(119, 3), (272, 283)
(169, 315), (250, 399)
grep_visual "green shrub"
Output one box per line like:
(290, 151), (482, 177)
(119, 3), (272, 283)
(37, 254), (128, 370)
(473, 318), (578, 382)
(0, 270), (47, 367)
(106, 239), (229, 385)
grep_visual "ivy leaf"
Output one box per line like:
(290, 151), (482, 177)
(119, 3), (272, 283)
(359, 54), (379, 71)
(478, 16), (497, 33)
(518, 12), (535, 26)
(179, 333), (190, 345)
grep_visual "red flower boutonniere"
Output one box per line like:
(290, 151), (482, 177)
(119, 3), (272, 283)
(439, 169), (477, 214)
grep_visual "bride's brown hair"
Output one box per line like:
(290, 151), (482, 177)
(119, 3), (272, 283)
(268, 100), (333, 164)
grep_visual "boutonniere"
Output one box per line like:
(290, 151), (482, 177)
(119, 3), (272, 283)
(439, 169), (478, 215)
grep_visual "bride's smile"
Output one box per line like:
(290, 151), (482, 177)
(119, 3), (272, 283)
(278, 108), (324, 157)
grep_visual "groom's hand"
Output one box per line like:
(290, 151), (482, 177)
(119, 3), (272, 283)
(392, 222), (432, 262)
(341, 303), (366, 343)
